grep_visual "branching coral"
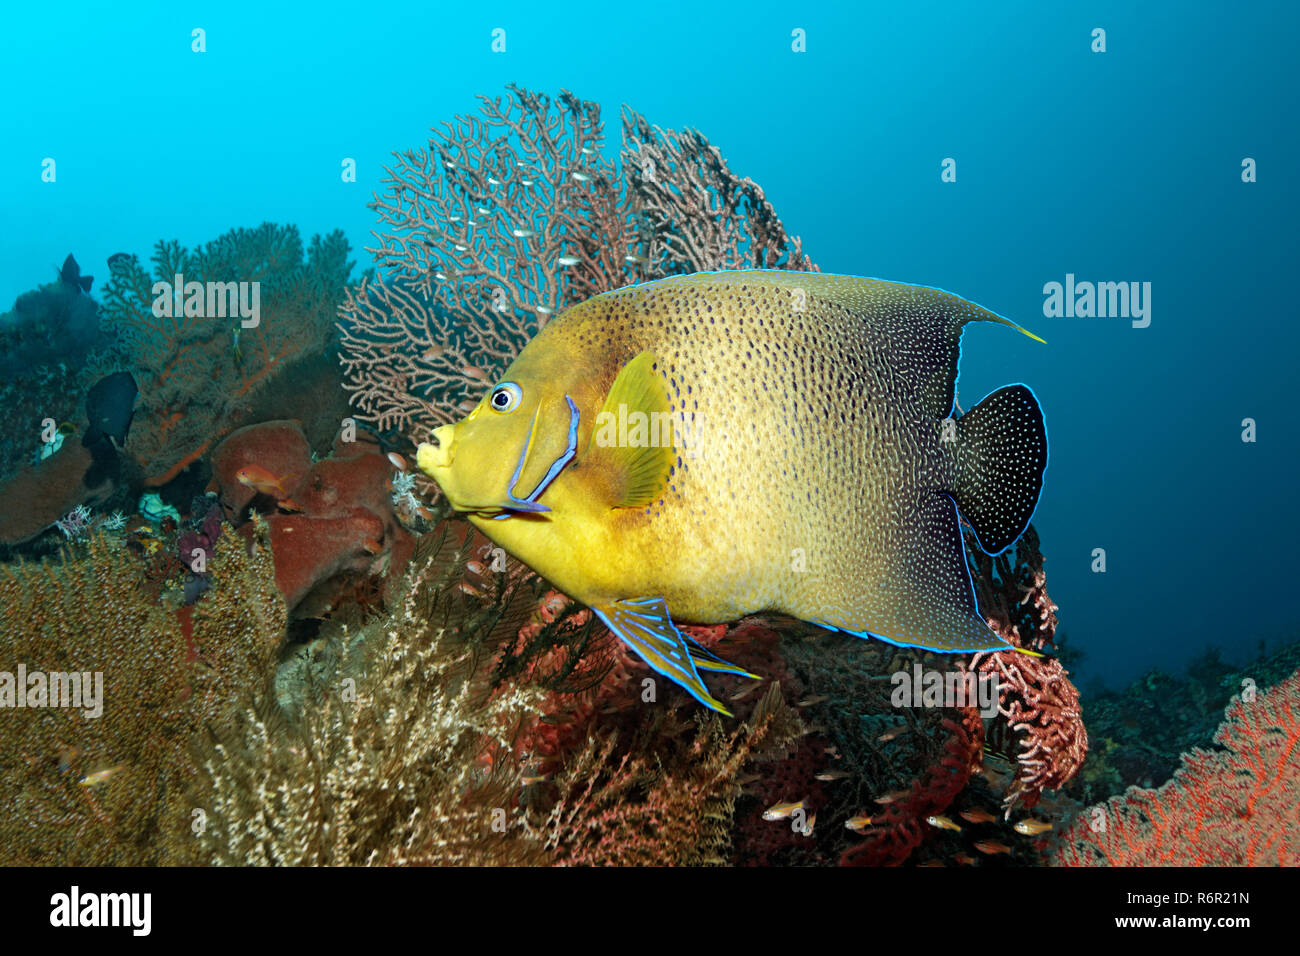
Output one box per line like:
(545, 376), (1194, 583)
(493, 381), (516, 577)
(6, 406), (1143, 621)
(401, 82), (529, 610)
(99, 223), (353, 484)
(530, 684), (804, 866)
(0, 525), (283, 865)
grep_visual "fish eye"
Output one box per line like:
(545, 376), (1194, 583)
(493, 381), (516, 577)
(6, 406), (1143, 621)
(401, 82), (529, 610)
(489, 381), (522, 413)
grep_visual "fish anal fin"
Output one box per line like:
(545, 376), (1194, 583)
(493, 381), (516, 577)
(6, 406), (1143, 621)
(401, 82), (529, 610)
(583, 352), (675, 508)
(818, 494), (1009, 653)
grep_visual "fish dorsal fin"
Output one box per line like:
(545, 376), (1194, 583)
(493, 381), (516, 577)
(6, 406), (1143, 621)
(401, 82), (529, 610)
(657, 271), (1044, 419)
(583, 351), (675, 509)
(789, 273), (1043, 419)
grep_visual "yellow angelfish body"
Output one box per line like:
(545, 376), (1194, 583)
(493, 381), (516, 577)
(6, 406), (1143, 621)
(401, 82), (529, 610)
(417, 270), (1048, 713)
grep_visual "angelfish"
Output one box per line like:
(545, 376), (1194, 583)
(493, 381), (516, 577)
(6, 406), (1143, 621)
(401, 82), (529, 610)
(415, 271), (1048, 714)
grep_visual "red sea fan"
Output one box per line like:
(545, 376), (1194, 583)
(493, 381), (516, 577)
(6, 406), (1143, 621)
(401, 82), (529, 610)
(1049, 666), (1300, 865)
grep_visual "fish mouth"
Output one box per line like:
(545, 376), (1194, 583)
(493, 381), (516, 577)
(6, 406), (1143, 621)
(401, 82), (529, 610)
(415, 428), (546, 518)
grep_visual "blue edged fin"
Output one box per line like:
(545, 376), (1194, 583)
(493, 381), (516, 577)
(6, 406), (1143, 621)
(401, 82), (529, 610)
(592, 597), (753, 715)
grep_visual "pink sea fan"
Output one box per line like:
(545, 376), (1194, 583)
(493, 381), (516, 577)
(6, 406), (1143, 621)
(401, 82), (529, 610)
(1049, 666), (1300, 865)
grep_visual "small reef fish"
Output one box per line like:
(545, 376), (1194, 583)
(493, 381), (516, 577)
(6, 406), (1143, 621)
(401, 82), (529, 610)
(57, 743), (82, 774)
(729, 680), (763, 701)
(926, 814), (962, 833)
(954, 853), (977, 866)
(234, 465), (295, 496)
(877, 723), (908, 742)
(874, 790), (909, 806)
(797, 695), (829, 708)
(959, 808), (998, 824)
(59, 253), (93, 293)
(973, 840), (1013, 856)
(814, 769), (850, 782)
(79, 766), (124, 787)
(415, 271), (1048, 715)
(845, 815), (874, 831)
(762, 800), (804, 822)
(234, 465), (301, 511)
(556, 255), (582, 267)
(511, 228), (539, 239)
(571, 170), (593, 182)
(1013, 818), (1053, 836)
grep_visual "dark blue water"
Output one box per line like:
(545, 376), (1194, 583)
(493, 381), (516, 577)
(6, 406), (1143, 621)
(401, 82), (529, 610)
(1, 0), (1295, 689)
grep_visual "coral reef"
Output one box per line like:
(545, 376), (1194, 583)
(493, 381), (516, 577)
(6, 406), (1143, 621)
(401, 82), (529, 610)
(1049, 665), (1300, 865)
(967, 525), (1087, 810)
(0, 442), (111, 546)
(0, 87), (1099, 870)
(0, 261), (115, 479)
(98, 223), (353, 485)
(183, 528), (549, 865)
(208, 420), (416, 614)
(530, 685), (804, 866)
(1074, 642), (1300, 803)
(0, 525), (283, 865)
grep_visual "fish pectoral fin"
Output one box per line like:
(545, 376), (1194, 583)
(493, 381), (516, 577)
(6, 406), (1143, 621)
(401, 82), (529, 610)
(582, 352), (675, 509)
(592, 597), (734, 715)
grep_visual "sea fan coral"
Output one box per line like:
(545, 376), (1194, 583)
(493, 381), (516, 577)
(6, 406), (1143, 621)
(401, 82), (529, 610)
(1049, 666), (1300, 866)
(967, 525), (1087, 810)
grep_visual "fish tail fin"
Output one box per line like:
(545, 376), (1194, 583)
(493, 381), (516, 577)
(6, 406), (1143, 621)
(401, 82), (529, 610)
(952, 384), (1047, 555)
